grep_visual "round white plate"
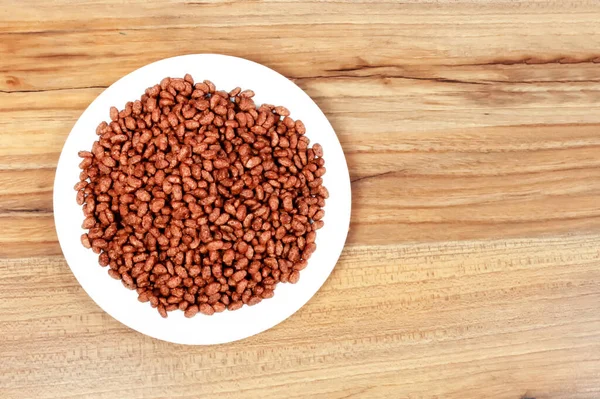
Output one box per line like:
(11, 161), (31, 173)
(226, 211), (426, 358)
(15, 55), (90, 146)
(53, 54), (351, 345)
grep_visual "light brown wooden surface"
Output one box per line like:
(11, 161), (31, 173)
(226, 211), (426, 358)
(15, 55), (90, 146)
(2, 1), (600, 398)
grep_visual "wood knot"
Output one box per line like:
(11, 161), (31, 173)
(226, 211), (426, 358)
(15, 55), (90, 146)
(5, 75), (21, 87)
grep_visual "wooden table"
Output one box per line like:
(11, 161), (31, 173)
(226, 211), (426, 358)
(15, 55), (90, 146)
(2, 1), (600, 398)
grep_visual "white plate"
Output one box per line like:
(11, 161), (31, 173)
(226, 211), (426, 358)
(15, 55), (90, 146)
(53, 54), (351, 345)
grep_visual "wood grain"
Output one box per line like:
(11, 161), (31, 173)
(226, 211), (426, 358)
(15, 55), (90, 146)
(1, 1), (600, 398)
